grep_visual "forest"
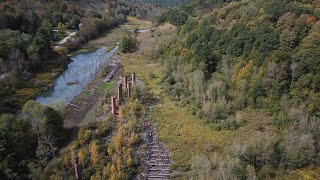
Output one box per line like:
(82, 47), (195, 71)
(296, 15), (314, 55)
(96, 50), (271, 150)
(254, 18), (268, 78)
(126, 0), (187, 6)
(152, 0), (320, 178)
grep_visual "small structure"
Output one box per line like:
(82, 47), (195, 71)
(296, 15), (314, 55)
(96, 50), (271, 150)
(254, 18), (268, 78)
(110, 72), (137, 115)
(132, 72), (136, 86)
(111, 96), (117, 115)
(127, 82), (131, 97)
(124, 76), (128, 90)
(118, 83), (123, 105)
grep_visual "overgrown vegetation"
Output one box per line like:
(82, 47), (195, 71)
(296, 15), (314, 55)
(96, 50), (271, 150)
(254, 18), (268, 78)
(120, 33), (139, 53)
(24, 77), (154, 179)
(152, 0), (320, 178)
(0, 101), (64, 179)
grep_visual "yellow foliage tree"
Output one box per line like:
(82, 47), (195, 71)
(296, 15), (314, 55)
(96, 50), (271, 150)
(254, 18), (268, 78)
(63, 154), (69, 167)
(127, 132), (137, 148)
(117, 157), (122, 171)
(232, 60), (254, 84)
(109, 173), (116, 180)
(78, 127), (91, 144)
(103, 164), (111, 178)
(127, 119), (134, 133)
(114, 126), (125, 154)
(110, 163), (117, 179)
(107, 145), (113, 156)
(117, 170), (125, 180)
(119, 106), (126, 118)
(89, 141), (99, 165)
(78, 148), (86, 165)
(127, 154), (133, 167)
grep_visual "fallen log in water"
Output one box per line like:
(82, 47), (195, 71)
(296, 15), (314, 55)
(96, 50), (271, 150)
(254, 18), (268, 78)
(67, 81), (79, 86)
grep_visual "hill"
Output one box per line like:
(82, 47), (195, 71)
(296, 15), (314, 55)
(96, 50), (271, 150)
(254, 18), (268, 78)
(154, 0), (320, 178)
(125, 0), (187, 6)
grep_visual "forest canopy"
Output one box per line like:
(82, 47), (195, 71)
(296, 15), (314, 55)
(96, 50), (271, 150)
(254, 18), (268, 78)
(155, 0), (320, 178)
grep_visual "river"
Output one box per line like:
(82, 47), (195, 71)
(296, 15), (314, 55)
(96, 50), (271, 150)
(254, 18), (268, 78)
(36, 46), (118, 105)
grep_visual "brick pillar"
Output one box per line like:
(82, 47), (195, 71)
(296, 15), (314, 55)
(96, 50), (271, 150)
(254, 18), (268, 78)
(118, 83), (123, 105)
(127, 82), (131, 97)
(111, 96), (116, 115)
(124, 76), (128, 90)
(74, 155), (82, 180)
(132, 72), (136, 86)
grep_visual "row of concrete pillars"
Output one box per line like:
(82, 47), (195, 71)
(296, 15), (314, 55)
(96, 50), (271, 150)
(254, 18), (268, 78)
(111, 72), (136, 115)
(73, 73), (136, 180)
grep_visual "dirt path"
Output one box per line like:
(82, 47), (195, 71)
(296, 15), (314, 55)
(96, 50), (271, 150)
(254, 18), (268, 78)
(57, 31), (77, 45)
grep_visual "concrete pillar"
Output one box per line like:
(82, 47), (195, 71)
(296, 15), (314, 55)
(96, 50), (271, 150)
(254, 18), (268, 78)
(127, 82), (131, 97)
(74, 155), (82, 180)
(124, 76), (128, 90)
(132, 72), (136, 86)
(111, 96), (116, 115)
(118, 83), (123, 105)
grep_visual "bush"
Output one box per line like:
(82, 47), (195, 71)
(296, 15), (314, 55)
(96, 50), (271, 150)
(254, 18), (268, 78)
(119, 33), (138, 53)
(258, 164), (277, 179)
(281, 132), (316, 169)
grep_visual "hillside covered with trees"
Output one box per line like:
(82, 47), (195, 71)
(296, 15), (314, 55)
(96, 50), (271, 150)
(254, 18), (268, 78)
(153, 0), (320, 178)
(126, 0), (187, 6)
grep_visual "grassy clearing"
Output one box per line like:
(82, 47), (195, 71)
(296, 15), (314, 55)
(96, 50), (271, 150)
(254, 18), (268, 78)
(98, 81), (114, 91)
(84, 16), (152, 50)
(125, 16), (153, 30)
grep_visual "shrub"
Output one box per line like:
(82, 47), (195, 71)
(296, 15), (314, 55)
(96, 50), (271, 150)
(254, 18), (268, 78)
(235, 112), (243, 125)
(258, 164), (277, 179)
(222, 116), (238, 130)
(281, 132), (316, 169)
(120, 33), (138, 53)
(78, 128), (92, 145)
(119, 106), (126, 118)
(148, 71), (156, 79)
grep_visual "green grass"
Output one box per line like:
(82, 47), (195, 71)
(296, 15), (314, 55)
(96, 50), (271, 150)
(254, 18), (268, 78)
(68, 49), (90, 57)
(98, 81), (114, 91)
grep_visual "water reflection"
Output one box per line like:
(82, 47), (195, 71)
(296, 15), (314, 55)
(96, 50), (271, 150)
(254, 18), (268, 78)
(36, 46), (118, 105)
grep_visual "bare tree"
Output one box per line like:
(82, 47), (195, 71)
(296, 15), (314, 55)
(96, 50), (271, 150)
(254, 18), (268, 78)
(267, 62), (278, 83)
(290, 62), (298, 86)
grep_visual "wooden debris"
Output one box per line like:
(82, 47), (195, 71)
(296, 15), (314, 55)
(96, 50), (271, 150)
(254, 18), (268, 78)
(145, 130), (172, 180)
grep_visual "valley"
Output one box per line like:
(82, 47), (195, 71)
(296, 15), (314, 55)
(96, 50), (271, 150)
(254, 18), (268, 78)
(1, 0), (320, 180)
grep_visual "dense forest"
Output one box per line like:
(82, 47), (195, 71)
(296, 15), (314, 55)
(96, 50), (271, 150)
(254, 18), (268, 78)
(153, 0), (320, 178)
(126, 0), (187, 6)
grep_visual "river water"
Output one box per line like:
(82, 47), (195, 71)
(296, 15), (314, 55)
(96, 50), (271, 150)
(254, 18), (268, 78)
(36, 46), (118, 105)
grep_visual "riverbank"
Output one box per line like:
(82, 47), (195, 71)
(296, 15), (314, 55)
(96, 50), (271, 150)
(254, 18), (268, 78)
(0, 16), (152, 114)
(62, 16), (153, 127)
(58, 16), (153, 150)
